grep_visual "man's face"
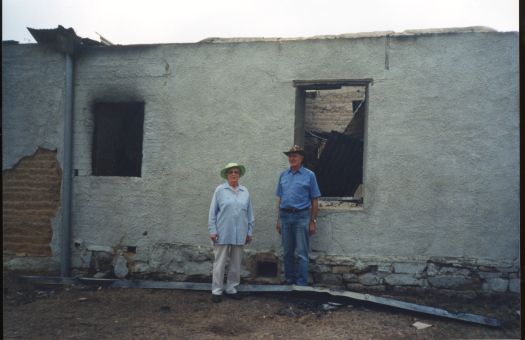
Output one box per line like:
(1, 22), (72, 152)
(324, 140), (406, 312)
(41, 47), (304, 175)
(288, 153), (303, 168)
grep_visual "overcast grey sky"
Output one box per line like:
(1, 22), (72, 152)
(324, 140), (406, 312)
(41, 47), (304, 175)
(2, 0), (519, 45)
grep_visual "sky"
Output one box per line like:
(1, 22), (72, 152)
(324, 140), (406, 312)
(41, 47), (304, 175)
(2, 0), (519, 45)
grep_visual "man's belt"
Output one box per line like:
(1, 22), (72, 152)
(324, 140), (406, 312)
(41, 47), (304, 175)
(280, 207), (309, 213)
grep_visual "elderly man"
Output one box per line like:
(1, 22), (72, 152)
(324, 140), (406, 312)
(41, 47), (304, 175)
(275, 145), (321, 286)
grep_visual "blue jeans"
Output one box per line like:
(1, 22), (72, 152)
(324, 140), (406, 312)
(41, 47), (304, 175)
(280, 209), (310, 285)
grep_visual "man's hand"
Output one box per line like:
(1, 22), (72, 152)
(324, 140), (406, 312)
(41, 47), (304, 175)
(245, 235), (252, 244)
(275, 221), (281, 234)
(210, 233), (218, 243)
(308, 221), (316, 236)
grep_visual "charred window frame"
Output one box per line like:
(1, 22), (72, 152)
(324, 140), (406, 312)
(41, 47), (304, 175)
(92, 102), (145, 177)
(293, 79), (371, 206)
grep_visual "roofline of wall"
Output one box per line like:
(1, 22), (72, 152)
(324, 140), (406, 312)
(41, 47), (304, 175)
(198, 26), (500, 44)
(16, 25), (507, 50)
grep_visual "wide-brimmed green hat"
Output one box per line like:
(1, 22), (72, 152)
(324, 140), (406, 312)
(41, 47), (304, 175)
(220, 162), (246, 179)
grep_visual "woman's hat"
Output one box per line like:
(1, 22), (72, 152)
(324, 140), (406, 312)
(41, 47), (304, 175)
(220, 162), (246, 179)
(283, 145), (305, 156)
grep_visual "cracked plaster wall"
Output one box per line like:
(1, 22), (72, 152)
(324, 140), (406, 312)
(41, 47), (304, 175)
(2, 45), (65, 169)
(3, 31), (519, 279)
(2, 45), (65, 271)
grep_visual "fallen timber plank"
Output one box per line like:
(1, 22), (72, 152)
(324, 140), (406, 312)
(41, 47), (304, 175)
(19, 276), (500, 327)
(85, 278), (213, 290)
(18, 275), (78, 285)
(293, 285), (501, 327)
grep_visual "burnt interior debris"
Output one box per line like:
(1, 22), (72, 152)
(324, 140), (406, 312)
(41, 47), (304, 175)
(92, 102), (145, 177)
(302, 85), (366, 202)
(315, 132), (363, 197)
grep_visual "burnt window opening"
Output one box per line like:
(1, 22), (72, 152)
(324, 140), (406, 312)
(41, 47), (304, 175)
(293, 80), (371, 205)
(257, 261), (278, 278)
(92, 102), (144, 177)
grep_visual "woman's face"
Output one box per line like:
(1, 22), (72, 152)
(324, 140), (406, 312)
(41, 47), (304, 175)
(226, 167), (241, 184)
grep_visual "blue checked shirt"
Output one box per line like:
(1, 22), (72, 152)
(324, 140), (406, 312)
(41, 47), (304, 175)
(276, 166), (321, 209)
(208, 182), (255, 245)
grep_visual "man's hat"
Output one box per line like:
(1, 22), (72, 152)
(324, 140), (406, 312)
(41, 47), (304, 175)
(283, 145), (305, 156)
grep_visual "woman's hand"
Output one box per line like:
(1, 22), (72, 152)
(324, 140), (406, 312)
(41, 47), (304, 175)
(210, 233), (218, 243)
(275, 220), (281, 234)
(245, 235), (252, 244)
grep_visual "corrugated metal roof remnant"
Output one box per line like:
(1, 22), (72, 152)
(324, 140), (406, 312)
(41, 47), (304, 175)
(315, 131), (363, 198)
(27, 25), (104, 53)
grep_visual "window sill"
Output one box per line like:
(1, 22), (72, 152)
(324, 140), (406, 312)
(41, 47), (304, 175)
(319, 199), (363, 211)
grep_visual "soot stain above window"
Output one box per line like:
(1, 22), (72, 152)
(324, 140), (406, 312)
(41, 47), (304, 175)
(92, 102), (144, 177)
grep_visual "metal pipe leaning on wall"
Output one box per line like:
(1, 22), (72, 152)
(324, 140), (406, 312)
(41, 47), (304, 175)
(20, 276), (500, 327)
(60, 53), (74, 277)
(27, 26), (82, 277)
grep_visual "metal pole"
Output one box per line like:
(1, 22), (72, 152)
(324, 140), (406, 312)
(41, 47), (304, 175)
(60, 53), (74, 277)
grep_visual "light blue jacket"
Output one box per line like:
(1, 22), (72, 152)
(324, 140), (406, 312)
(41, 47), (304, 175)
(208, 182), (255, 245)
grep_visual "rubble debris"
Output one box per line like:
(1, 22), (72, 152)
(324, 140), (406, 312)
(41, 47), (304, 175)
(412, 321), (432, 330)
(315, 131), (363, 197)
(321, 303), (338, 311)
(113, 255), (129, 279)
(93, 272), (110, 279)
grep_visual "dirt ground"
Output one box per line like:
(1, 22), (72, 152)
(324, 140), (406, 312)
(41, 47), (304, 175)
(3, 272), (521, 339)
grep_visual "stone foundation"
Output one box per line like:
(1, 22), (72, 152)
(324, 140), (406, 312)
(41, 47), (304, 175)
(308, 254), (520, 297)
(70, 243), (520, 297)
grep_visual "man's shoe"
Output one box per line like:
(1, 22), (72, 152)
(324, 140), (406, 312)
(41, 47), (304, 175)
(211, 294), (222, 303)
(224, 292), (241, 300)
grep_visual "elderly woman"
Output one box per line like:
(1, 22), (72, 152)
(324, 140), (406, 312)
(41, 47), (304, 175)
(208, 162), (254, 303)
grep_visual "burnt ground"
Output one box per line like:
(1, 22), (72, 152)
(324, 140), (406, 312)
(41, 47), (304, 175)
(3, 272), (521, 339)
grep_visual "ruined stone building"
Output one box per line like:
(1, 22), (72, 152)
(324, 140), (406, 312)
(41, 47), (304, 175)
(2, 26), (519, 296)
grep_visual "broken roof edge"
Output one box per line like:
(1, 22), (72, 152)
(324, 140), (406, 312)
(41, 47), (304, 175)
(27, 25), (106, 53)
(198, 26), (501, 43)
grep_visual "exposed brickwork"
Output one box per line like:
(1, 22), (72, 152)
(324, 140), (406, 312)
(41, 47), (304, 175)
(3, 148), (61, 256)
(303, 86), (366, 171)
(304, 86), (365, 133)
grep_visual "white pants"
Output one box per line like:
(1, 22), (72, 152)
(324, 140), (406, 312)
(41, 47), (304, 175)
(212, 244), (243, 295)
